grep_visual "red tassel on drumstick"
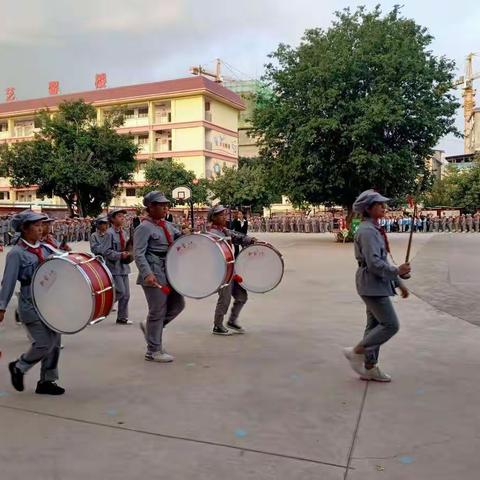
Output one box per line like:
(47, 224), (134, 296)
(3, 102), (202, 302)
(153, 281), (171, 295)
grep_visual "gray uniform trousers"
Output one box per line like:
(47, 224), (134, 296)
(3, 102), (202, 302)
(359, 296), (400, 366)
(113, 275), (130, 321)
(17, 319), (61, 382)
(142, 286), (185, 353)
(214, 281), (248, 327)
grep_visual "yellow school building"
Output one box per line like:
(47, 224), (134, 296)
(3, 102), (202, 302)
(0, 76), (244, 211)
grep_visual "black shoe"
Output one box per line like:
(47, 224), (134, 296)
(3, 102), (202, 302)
(116, 319), (133, 325)
(35, 381), (65, 396)
(212, 325), (232, 336)
(8, 361), (24, 392)
(227, 322), (246, 334)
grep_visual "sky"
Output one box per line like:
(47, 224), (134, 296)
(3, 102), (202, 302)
(1, 0), (479, 154)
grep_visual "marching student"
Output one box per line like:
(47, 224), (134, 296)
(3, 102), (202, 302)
(0, 210), (65, 395)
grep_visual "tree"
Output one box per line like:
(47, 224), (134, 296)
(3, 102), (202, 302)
(142, 159), (209, 205)
(421, 155), (480, 213)
(252, 6), (459, 222)
(209, 157), (280, 213)
(0, 100), (137, 217)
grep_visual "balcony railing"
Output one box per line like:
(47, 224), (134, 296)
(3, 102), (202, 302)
(137, 143), (150, 154)
(0, 131), (9, 139)
(205, 112), (212, 122)
(123, 116), (149, 127)
(155, 139), (172, 152)
(155, 112), (172, 124)
(205, 140), (213, 151)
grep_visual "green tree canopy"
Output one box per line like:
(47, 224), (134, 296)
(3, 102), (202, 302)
(142, 159), (209, 205)
(0, 100), (137, 217)
(209, 157), (281, 213)
(252, 6), (459, 216)
(423, 156), (480, 213)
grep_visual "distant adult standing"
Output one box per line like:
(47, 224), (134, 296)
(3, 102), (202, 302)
(343, 190), (411, 382)
(229, 210), (249, 258)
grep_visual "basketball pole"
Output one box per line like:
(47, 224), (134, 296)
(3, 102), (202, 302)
(190, 198), (194, 231)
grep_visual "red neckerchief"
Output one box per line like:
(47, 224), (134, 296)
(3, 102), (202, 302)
(117, 229), (126, 250)
(20, 239), (45, 264)
(375, 222), (391, 254)
(143, 217), (173, 246)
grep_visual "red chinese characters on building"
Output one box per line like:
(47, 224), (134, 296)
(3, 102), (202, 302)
(95, 73), (107, 89)
(6, 87), (16, 102)
(48, 81), (60, 95)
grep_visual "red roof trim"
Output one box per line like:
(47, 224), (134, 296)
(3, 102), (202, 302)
(0, 77), (245, 116)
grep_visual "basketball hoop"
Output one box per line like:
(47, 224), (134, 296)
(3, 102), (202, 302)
(172, 186), (192, 201)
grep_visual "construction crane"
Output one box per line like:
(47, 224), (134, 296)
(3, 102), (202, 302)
(453, 53), (480, 153)
(190, 58), (223, 83)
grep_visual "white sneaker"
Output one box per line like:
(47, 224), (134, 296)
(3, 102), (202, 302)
(343, 347), (365, 375)
(145, 351), (174, 363)
(361, 366), (391, 382)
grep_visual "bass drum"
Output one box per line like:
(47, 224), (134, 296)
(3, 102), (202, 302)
(32, 252), (115, 334)
(234, 242), (284, 293)
(166, 233), (234, 299)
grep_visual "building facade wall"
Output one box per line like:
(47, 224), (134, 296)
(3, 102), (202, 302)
(0, 79), (243, 210)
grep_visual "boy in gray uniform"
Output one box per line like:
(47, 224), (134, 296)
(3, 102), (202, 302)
(343, 190), (411, 382)
(134, 191), (185, 362)
(0, 210), (65, 395)
(90, 215), (109, 255)
(101, 208), (132, 325)
(209, 205), (256, 335)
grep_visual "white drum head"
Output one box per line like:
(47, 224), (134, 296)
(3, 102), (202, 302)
(166, 234), (228, 298)
(32, 257), (94, 334)
(235, 244), (284, 293)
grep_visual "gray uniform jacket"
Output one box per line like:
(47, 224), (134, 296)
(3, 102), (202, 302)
(90, 231), (106, 256)
(101, 227), (131, 276)
(0, 243), (53, 323)
(354, 220), (400, 297)
(134, 219), (181, 286)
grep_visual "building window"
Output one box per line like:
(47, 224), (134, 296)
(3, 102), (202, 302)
(0, 122), (7, 132)
(0, 191), (9, 200)
(205, 101), (211, 111)
(125, 188), (137, 197)
(138, 106), (148, 117)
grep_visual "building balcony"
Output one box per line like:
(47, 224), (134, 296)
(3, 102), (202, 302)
(123, 116), (149, 128)
(155, 139), (172, 152)
(155, 112), (172, 124)
(205, 140), (213, 151)
(0, 131), (9, 140)
(205, 111), (212, 122)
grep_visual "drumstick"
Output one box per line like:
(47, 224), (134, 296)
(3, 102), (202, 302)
(401, 197), (417, 280)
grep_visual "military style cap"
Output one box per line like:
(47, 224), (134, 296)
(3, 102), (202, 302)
(11, 210), (49, 232)
(107, 208), (128, 220)
(353, 190), (390, 214)
(143, 191), (170, 206)
(207, 204), (227, 222)
(95, 215), (109, 225)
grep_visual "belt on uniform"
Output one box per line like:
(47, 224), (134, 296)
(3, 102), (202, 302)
(149, 251), (167, 258)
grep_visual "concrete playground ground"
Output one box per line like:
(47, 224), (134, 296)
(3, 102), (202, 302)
(0, 232), (479, 480)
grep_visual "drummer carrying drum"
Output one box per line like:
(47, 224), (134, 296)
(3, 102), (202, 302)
(134, 191), (185, 363)
(208, 205), (256, 335)
(0, 210), (65, 395)
(102, 208), (132, 325)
